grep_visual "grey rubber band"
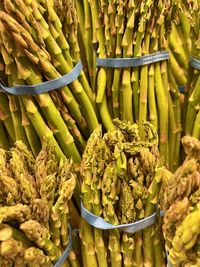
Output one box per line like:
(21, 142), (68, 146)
(81, 202), (156, 233)
(96, 51), (169, 68)
(160, 210), (165, 217)
(166, 251), (173, 267)
(190, 57), (200, 70)
(0, 61), (83, 95)
(54, 224), (73, 267)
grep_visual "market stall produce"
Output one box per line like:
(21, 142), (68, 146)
(76, 0), (181, 171)
(0, 0), (98, 161)
(0, 0), (199, 266)
(168, 10), (191, 88)
(183, 0), (200, 139)
(163, 136), (200, 267)
(80, 119), (169, 267)
(0, 141), (81, 267)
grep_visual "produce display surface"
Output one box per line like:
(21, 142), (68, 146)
(0, 0), (199, 266)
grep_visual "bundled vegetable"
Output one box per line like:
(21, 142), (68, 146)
(183, 0), (200, 139)
(168, 10), (191, 88)
(162, 136), (200, 266)
(0, 0), (99, 161)
(76, 0), (181, 171)
(80, 119), (169, 267)
(0, 141), (81, 267)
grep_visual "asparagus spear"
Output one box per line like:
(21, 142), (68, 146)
(20, 220), (61, 261)
(31, 198), (50, 228)
(102, 162), (122, 267)
(0, 237), (27, 266)
(0, 204), (31, 224)
(169, 210), (200, 265)
(9, 145), (38, 205)
(24, 247), (53, 267)
(80, 127), (101, 267)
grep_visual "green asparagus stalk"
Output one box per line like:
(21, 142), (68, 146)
(80, 127), (101, 267)
(169, 210), (200, 265)
(0, 223), (32, 247)
(24, 247), (53, 267)
(0, 204), (31, 224)
(0, 121), (10, 149)
(102, 162), (122, 267)
(20, 220), (61, 261)
(0, 238), (25, 263)
(18, 98), (41, 157)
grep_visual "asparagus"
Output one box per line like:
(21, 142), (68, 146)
(0, 237), (26, 266)
(24, 247), (53, 267)
(18, 98), (41, 157)
(163, 135), (200, 266)
(0, 121), (10, 149)
(0, 223), (32, 247)
(0, 1), (98, 160)
(0, 141), (81, 266)
(102, 162), (122, 267)
(0, 93), (15, 144)
(20, 219), (61, 261)
(31, 198), (50, 228)
(0, 149), (21, 205)
(9, 146), (38, 205)
(0, 24), (66, 160)
(183, 1), (200, 139)
(83, 0), (178, 170)
(168, 10), (191, 88)
(169, 210), (200, 265)
(80, 119), (167, 267)
(0, 204), (31, 224)
(80, 127), (101, 267)
(51, 176), (76, 247)
(34, 141), (58, 194)
(91, 139), (110, 267)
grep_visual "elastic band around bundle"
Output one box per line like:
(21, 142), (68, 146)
(96, 51), (169, 68)
(54, 224), (73, 267)
(81, 202), (156, 233)
(0, 61), (83, 95)
(166, 251), (173, 267)
(190, 57), (200, 70)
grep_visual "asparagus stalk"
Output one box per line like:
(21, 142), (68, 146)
(0, 121), (10, 149)
(143, 167), (163, 267)
(0, 204), (31, 224)
(102, 162), (122, 267)
(0, 29), (66, 160)
(80, 127), (101, 267)
(20, 220), (61, 261)
(18, 98), (41, 157)
(24, 247), (53, 267)
(0, 223), (32, 247)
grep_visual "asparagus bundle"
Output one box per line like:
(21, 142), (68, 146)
(168, 10), (191, 88)
(183, 1), (200, 141)
(0, 0), (99, 161)
(0, 140), (81, 267)
(80, 119), (169, 267)
(162, 135), (200, 266)
(75, 0), (181, 171)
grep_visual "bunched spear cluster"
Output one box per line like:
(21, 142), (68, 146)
(168, 11), (191, 88)
(0, 0), (99, 162)
(183, 1), (200, 141)
(163, 136), (200, 266)
(76, 0), (181, 172)
(80, 119), (170, 267)
(0, 141), (80, 267)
